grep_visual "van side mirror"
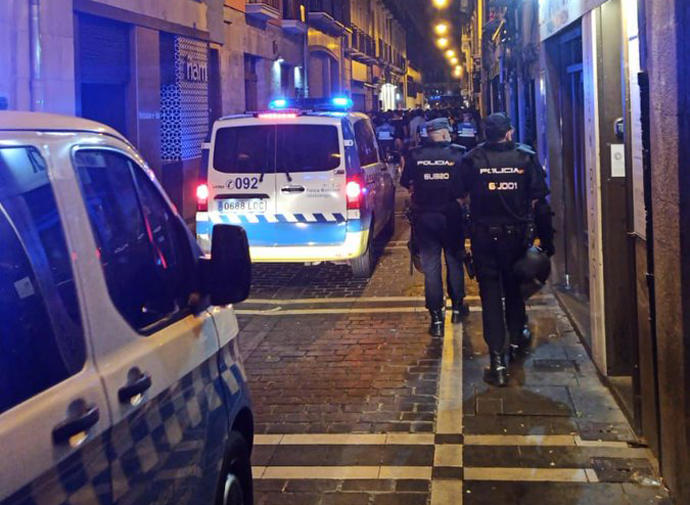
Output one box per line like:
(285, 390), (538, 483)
(200, 225), (251, 305)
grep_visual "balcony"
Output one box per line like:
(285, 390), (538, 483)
(246, 0), (281, 21)
(282, 0), (307, 33)
(348, 26), (377, 64)
(308, 0), (349, 36)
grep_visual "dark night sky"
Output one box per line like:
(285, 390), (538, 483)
(383, 0), (466, 80)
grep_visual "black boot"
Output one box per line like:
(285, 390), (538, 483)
(429, 310), (444, 337)
(485, 351), (509, 387)
(451, 302), (470, 324)
(509, 326), (533, 361)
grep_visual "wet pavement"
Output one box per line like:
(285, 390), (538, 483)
(236, 189), (672, 504)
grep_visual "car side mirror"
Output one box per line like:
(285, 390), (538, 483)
(201, 224), (251, 305)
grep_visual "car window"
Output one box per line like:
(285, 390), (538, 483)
(213, 125), (275, 174)
(0, 147), (85, 414)
(73, 149), (195, 332)
(276, 125), (341, 172)
(354, 119), (379, 166)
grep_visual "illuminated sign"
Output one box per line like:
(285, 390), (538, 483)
(539, 0), (608, 40)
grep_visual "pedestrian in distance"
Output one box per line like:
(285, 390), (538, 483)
(401, 117), (470, 338)
(461, 113), (554, 387)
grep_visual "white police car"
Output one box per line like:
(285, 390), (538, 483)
(0, 112), (254, 505)
(195, 97), (396, 278)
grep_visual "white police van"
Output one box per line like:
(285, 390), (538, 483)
(195, 97), (396, 278)
(0, 112), (254, 505)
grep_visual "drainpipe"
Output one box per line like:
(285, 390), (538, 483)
(303, 29), (309, 97)
(29, 0), (44, 111)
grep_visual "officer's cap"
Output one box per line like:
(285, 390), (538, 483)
(426, 117), (451, 133)
(484, 113), (513, 140)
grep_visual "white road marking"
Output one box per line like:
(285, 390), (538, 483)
(431, 310), (465, 504)
(236, 306), (546, 316)
(244, 294), (554, 305)
(463, 467), (590, 483)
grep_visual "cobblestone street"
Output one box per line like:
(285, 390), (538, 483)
(236, 191), (671, 505)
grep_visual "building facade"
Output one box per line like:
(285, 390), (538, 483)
(0, 0), (416, 220)
(348, 0), (410, 112)
(468, 0), (690, 500)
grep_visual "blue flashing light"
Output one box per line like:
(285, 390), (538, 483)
(332, 96), (353, 108)
(269, 98), (289, 110)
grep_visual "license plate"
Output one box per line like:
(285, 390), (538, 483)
(218, 199), (267, 213)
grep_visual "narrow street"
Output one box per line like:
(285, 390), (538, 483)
(236, 189), (670, 505)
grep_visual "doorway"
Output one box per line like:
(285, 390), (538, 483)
(74, 14), (130, 136)
(555, 26), (592, 344)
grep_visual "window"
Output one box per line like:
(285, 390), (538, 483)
(354, 119), (379, 166)
(214, 126), (275, 174)
(0, 147), (85, 414)
(74, 150), (195, 332)
(276, 125), (341, 173)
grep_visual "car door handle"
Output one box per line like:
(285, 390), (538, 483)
(52, 404), (99, 446)
(281, 185), (306, 193)
(118, 371), (152, 404)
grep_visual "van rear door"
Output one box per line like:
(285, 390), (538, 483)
(274, 122), (347, 246)
(210, 124), (277, 245)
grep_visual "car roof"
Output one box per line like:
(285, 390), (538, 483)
(0, 111), (129, 143)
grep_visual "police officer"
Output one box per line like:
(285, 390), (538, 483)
(461, 113), (552, 386)
(401, 117), (469, 337)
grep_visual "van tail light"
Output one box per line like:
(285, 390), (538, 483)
(196, 183), (209, 212)
(346, 178), (363, 210)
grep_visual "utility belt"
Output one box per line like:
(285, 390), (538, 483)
(472, 222), (535, 247)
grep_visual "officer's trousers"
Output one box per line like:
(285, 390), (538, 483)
(472, 228), (527, 353)
(415, 210), (465, 311)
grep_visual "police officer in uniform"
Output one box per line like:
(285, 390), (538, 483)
(401, 117), (469, 337)
(461, 113), (552, 386)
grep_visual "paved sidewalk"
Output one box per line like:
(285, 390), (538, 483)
(235, 198), (672, 505)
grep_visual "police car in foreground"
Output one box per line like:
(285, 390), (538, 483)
(0, 112), (254, 505)
(196, 97), (396, 278)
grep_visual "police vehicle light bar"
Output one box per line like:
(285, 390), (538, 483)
(267, 96), (354, 112)
(258, 112), (298, 119)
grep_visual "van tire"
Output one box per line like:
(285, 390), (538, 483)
(382, 208), (395, 238)
(217, 431), (253, 505)
(351, 231), (374, 278)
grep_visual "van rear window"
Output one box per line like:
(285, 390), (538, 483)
(213, 124), (341, 174)
(213, 125), (274, 174)
(277, 125), (341, 173)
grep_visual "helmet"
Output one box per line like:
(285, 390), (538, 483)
(513, 246), (551, 299)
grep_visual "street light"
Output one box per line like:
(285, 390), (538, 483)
(445, 49), (456, 59)
(434, 22), (449, 35)
(450, 57), (459, 65)
(432, 0), (449, 8)
(436, 37), (449, 48)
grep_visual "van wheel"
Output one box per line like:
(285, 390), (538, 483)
(382, 209), (396, 239)
(351, 231), (374, 278)
(217, 432), (253, 505)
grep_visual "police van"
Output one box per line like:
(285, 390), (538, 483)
(195, 97), (396, 278)
(0, 112), (254, 505)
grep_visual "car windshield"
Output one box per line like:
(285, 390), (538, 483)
(213, 124), (341, 174)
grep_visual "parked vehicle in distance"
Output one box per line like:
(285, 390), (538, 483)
(195, 97), (396, 278)
(0, 112), (255, 505)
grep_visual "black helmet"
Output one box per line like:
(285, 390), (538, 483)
(513, 246), (551, 299)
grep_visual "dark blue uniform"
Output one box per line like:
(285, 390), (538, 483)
(462, 141), (549, 355)
(402, 141), (466, 315)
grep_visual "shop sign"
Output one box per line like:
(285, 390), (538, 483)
(185, 56), (208, 83)
(539, 0), (608, 40)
